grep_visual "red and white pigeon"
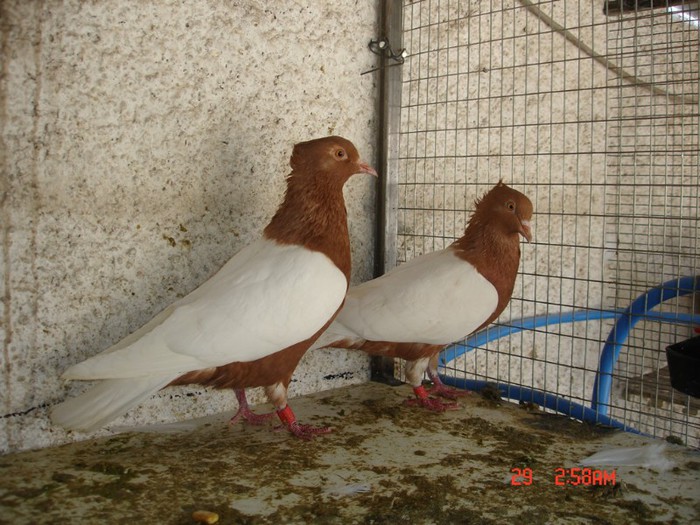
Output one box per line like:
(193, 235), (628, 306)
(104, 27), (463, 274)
(311, 181), (533, 411)
(51, 136), (377, 438)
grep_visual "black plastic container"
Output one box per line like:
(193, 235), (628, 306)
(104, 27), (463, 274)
(666, 335), (700, 398)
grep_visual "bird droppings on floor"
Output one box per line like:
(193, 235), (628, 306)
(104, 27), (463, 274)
(1, 382), (698, 524)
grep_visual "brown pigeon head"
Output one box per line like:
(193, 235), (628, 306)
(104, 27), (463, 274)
(289, 136), (377, 182)
(471, 181), (533, 242)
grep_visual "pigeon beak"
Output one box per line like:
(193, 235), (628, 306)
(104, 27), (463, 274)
(519, 219), (533, 243)
(357, 162), (378, 177)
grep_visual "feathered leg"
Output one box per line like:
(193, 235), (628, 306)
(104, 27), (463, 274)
(403, 357), (459, 412)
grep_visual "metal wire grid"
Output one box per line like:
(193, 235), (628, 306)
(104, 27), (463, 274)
(605, 3), (699, 445)
(388, 0), (699, 446)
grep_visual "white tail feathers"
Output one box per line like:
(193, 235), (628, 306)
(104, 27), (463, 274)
(51, 375), (176, 432)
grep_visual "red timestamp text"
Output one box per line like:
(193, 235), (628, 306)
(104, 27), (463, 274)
(510, 467), (616, 486)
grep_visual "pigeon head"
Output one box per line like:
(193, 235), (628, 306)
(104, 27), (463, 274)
(472, 181), (533, 242)
(265, 136), (376, 279)
(290, 136), (377, 181)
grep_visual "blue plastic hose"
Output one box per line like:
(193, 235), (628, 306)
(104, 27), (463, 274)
(438, 375), (643, 433)
(441, 307), (700, 366)
(439, 275), (700, 423)
(440, 309), (619, 366)
(591, 275), (700, 415)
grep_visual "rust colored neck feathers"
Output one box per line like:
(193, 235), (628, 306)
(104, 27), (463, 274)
(452, 214), (522, 325)
(264, 170), (352, 281)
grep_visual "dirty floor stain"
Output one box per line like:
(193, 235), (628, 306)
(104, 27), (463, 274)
(0, 382), (698, 524)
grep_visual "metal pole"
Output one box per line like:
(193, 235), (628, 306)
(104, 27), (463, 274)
(371, 0), (403, 385)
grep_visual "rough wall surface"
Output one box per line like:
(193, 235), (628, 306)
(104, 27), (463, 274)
(1, 0), (379, 453)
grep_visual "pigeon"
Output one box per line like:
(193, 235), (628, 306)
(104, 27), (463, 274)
(51, 136), (377, 438)
(311, 182), (533, 410)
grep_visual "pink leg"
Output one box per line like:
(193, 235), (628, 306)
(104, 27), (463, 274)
(275, 405), (333, 440)
(403, 384), (460, 412)
(426, 368), (471, 400)
(228, 389), (275, 426)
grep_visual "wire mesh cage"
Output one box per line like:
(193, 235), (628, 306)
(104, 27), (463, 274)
(382, 0), (699, 447)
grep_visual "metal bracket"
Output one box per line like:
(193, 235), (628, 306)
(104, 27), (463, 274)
(361, 37), (408, 76)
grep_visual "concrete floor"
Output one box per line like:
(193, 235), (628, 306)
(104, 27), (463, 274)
(0, 382), (698, 524)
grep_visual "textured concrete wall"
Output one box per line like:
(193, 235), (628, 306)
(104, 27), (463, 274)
(1, 0), (379, 453)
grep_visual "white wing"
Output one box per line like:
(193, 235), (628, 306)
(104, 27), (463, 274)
(329, 247), (498, 345)
(63, 239), (347, 380)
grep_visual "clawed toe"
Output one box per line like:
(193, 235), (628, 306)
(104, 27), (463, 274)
(427, 384), (471, 400)
(229, 408), (276, 426)
(275, 422), (333, 440)
(404, 384), (461, 411)
(275, 405), (332, 440)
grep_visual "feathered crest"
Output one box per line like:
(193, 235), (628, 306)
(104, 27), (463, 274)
(472, 179), (506, 209)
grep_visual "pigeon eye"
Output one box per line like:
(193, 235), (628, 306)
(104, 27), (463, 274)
(335, 149), (346, 159)
(506, 200), (516, 211)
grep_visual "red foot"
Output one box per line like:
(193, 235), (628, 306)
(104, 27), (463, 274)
(275, 405), (332, 440)
(403, 385), (459, 412)
(280, 422), (333, 440)
(427, 382), (471, 400)
(426, 370), (472, 399)
(229, 389), (275, 427)
(229, 405), (275, 426)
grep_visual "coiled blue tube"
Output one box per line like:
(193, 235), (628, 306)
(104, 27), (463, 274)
(591, 275), (699, 415)
(439, 275), (700, 422)
(440, 309), (620, 366)
(437, 375), (644, 433)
